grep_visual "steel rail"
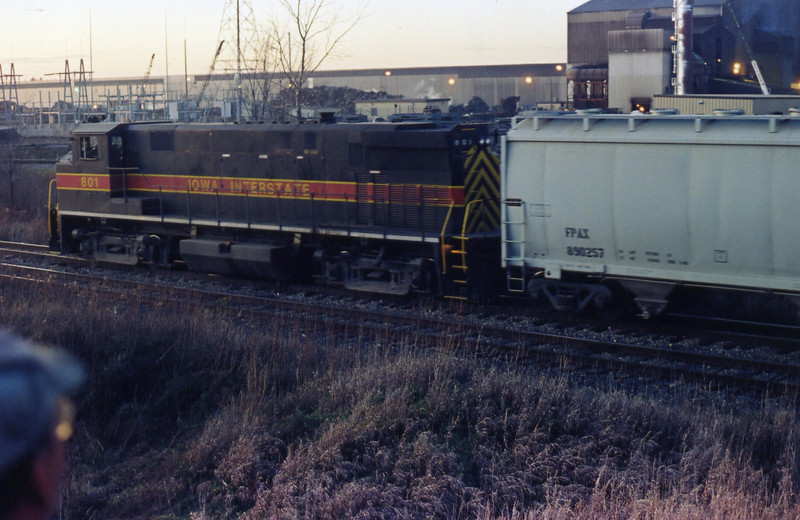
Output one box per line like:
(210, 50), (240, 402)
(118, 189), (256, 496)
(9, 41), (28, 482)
(1, 258), (799, 398)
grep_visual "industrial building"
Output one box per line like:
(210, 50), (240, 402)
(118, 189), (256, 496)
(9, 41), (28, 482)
(652, 93), (800, 114)
(567, 0), (800, 113)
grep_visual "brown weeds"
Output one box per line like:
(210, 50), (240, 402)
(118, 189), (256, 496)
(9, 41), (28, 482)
(0, 163), (53, 243)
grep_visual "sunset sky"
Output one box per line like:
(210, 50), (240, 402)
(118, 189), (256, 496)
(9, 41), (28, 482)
(1, 0), (587, 80)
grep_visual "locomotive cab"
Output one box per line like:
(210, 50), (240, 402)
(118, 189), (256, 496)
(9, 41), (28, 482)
(62, 123), (126, 172)
(55, 123), (129, 204)
(52, 123), (161, 261)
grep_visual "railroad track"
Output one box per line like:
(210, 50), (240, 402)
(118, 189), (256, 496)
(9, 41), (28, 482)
(0, 240), (52, 254)
(666, 312), (800, 349)
(2, 249), (800, 398)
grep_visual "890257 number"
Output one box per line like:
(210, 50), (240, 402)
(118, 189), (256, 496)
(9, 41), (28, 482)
(567, 246), (604, 258)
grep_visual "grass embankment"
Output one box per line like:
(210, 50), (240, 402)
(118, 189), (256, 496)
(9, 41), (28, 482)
(0, 278), (798, 519)
(0, 162), (54, 243)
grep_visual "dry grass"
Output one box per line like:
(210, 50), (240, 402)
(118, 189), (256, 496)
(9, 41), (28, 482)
(0, 162), (53, 243)
(0, 276), (798, 519)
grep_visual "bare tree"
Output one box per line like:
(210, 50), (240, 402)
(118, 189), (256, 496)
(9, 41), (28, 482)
(201, 0), (280, 123)
(240, 35), (279, 122)
(273, 0), (364, 121)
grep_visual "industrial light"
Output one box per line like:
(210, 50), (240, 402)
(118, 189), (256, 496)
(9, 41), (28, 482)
(555, 64), (563, 72)
(733, 62), (742, 74)
(385, 70), (391, 77)
(525, 76), (533, 84)
(448, 78), (455, 86)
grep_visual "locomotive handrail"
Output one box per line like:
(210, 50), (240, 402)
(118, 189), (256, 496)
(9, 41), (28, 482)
(439, 201), (457, 274)
(454, 199), (485, 275)
(158, 187), (164, 224)
(215, 188), (221, 227)
(310, 193), (316, 234)
(345, 194), (351, 236)
(47, 179), (59, 248)
(440, 198), (486, 275)
(460, 199), (484, 237)
(107, 166), (139, 202)
(185, 187), (192, 225)
(244, 190), (251, 229)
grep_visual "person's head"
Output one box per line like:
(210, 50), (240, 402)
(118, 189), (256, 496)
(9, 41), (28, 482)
(0, 331), (83, 519)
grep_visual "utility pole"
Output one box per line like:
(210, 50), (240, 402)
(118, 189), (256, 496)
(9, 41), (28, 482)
(236, 0), (242, 122)
(184, 39), (189, 99)
(165, 11), (171, 108)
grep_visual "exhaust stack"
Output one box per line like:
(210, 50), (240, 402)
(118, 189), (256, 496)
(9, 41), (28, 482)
(675, 0), (694, 95)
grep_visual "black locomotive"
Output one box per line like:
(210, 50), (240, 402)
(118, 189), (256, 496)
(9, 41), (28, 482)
(51, 120), (502, 299)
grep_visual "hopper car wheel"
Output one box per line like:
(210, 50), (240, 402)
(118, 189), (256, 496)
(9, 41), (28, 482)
(594, 280), (629, 321)
(526, 278), (554, 313)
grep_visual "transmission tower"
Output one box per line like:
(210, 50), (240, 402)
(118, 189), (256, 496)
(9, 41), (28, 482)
(208, 0), (265, 122)
(43, 61), (76, 124)
(0, 64), (21, 122)
(76, 59), (91, 120)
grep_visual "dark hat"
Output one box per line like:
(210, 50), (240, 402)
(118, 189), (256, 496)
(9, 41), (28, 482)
(0, 331), (84, 473)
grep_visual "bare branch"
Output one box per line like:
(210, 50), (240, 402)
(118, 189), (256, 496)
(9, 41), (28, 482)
(272, 0), (365, 120)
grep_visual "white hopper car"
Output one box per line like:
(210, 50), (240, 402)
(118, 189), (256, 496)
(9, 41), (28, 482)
(501, 110), (800, 318)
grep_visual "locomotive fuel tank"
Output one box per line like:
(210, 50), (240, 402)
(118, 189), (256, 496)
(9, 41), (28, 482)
(502, 111), (800, 317)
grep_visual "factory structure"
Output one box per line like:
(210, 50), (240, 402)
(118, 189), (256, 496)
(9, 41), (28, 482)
(1, 0), (799, 134)
(3, 63), (566, 131)
(568, 0), (800, 113)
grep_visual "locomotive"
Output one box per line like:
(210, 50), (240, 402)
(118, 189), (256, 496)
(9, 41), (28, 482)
(50, 119), (503, 300)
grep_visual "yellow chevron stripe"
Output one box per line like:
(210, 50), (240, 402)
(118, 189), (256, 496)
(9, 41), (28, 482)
(463, 145), (500, 233)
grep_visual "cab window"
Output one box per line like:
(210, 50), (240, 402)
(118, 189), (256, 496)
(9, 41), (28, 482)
(80, 136), (99, 160)
(110, 135), (124, 166)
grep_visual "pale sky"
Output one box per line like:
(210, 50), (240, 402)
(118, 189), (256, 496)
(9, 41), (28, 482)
(1, 1), (587, 81)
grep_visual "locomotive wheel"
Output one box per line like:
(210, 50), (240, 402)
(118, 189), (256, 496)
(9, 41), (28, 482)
(420, 260), (438, 294)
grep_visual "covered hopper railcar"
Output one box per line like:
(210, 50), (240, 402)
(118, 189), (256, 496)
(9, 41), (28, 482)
(502, 111), (800, 318)
(51, 121), (502, 299)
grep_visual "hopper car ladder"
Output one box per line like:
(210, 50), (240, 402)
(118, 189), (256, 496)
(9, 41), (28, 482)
(503, 199), (526, 293)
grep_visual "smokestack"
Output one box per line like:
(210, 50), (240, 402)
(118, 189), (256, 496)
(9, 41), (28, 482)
(675, 0), (694, 95)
